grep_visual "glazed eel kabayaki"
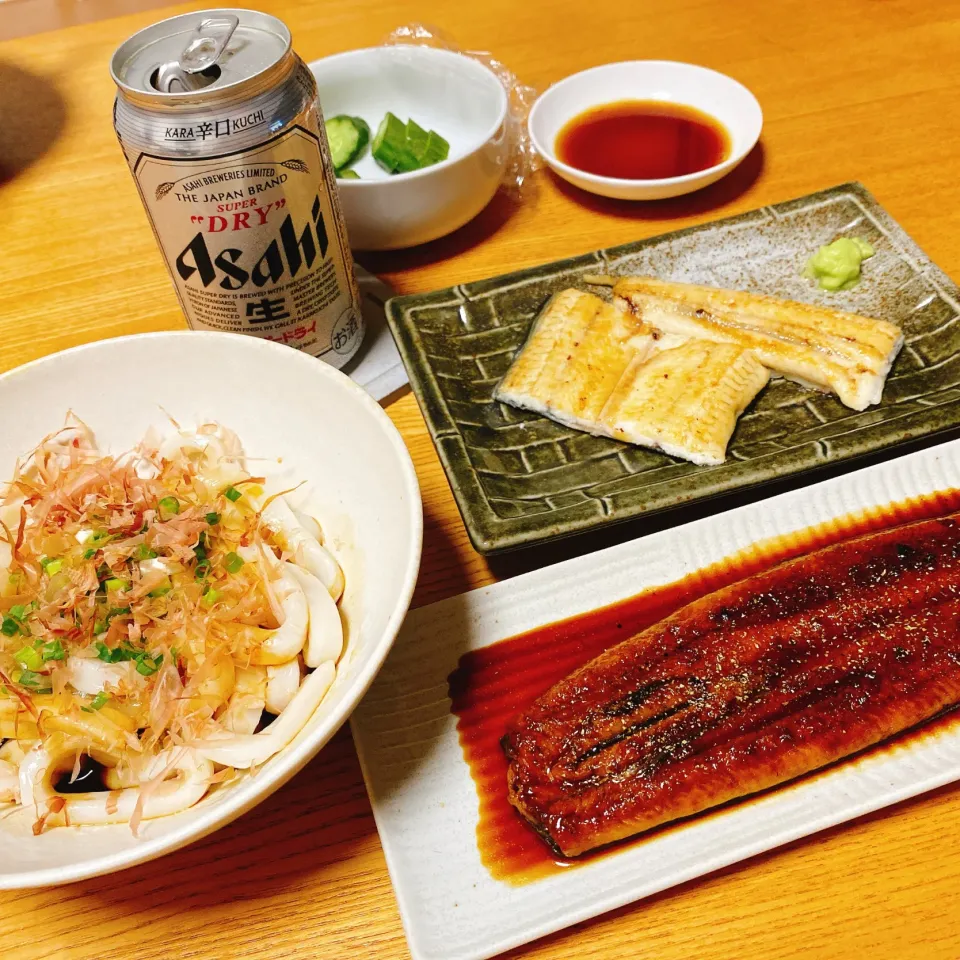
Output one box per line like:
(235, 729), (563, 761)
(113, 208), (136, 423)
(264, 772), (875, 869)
(503, 514), (960, 857)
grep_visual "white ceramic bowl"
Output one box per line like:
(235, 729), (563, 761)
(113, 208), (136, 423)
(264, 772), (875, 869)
(311, 46), (509, 250)
(0, 332), (422, 888)
(529, 60), (763, 201)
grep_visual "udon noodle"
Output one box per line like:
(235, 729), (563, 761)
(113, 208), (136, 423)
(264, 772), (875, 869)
(0, 417), (344, 833)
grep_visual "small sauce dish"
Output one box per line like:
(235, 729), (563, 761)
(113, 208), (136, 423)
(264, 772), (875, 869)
(529, 61), (762, 201)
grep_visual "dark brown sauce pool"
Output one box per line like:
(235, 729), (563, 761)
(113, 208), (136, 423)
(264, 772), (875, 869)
(555, 99), (730, 180)
(54, 756), (107, 793)
(448, 489), (960, 884)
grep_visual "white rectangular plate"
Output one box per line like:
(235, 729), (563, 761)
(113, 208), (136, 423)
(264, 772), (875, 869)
(350, 439), (960, 960)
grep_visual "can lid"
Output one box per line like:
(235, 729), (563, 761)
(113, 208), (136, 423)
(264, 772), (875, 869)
(111, 8), (291, 99)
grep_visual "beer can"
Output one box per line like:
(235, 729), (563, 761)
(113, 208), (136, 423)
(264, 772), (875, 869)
(110, 9), (364, 367)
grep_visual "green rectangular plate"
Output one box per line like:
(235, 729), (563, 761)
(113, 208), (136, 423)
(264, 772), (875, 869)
(386, 183), (960, 554)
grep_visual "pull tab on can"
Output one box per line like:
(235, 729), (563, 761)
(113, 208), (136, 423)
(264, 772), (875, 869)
(152, 14), (239, 92)
(179, 14), (239, 73)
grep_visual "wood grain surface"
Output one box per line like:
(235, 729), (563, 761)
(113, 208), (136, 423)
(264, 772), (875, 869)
(2, 1), (960, 958)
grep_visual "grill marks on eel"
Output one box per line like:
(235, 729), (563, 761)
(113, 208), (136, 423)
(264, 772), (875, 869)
(502, 515), (960, 857)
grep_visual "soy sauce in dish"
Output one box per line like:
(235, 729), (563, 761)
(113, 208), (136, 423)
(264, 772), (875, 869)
(556, 99), (730, 180)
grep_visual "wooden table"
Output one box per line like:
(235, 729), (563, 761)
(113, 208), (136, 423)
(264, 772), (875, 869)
(3, 1), (960, 957)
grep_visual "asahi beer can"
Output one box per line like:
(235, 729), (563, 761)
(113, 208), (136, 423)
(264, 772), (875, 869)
(110, 10), (364, 366)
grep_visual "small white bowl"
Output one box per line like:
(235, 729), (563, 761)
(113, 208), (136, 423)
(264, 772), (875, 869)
(311, 47), (509, 250)
(529, 60), (762, 201)
(0, 332), (422, 888)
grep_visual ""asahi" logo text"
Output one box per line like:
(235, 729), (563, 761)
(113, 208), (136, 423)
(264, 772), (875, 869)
(175, 196), (328, 290)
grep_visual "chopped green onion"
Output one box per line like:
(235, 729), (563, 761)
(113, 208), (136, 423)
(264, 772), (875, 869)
(224, 551), (245, 574)
(135, 654), (162, 677)
(223, 485), (242, 502)
(104, 578), (129, 593)
(89, 692), (110, 710)
(8, 605), (25, 622)
(16, 670), (51, 693)
(105, 606), (131, 623)
(89, 530), (112, 545)
(148, 584), (172, 598)
(195, 561), (211, 580)
(93, 620), (107, 636)
(193, 532), (209, 566)
(14, 645), (42, 671)
(158, 496), (180, 518)
(41, 557), (63, 576)
(201, 588), (221, 607)
(96, 639), (147, 665)
(82, 547), (97, 560)
(1, 618), (19, 638)
(134, 544), (158, 560)
(41, 639), (65, 662)
(205, 512), (221, 525)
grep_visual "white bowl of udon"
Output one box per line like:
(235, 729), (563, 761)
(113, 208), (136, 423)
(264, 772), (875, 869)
(0, 332), (421, 888)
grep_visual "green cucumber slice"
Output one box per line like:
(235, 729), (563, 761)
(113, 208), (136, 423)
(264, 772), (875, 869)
(350, 117), (370, 157)
(373, 114), (451, 174)
(372, 112), (417, 172)
(324, 115), (367, 170)
(405, 119), (430, 162)
(337, 169), (360, 180)
(418, 130), (450, 168)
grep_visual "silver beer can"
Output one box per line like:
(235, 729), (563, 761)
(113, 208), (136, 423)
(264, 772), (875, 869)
(110, 9), (364, 367)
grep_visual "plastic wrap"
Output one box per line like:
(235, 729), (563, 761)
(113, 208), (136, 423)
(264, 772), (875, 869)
(385, 23), (541, 193)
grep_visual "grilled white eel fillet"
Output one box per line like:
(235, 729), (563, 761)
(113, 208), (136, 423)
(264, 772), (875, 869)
(494, 289), (769, 465)
(612, 276), (903, 411)
(600, 341), (770, 465)
(493, 289), (655, 430)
